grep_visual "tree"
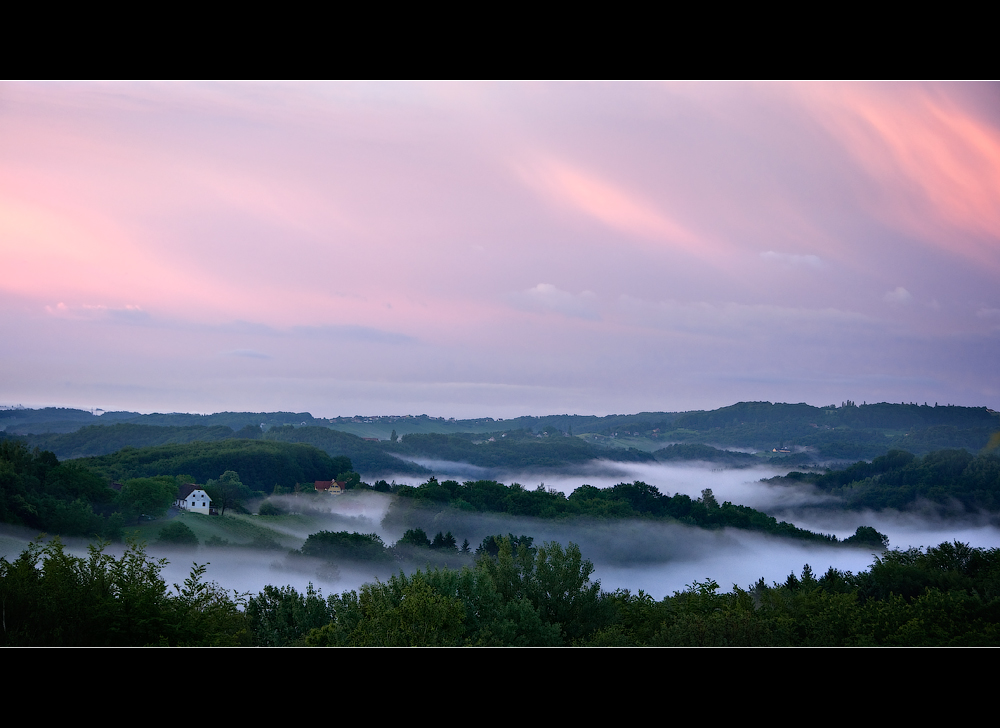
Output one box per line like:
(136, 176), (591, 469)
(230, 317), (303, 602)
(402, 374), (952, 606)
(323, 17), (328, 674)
(431, 531), (458, 551)
(116, 477), (177, 523)
(258, 500), (285, 516)
(306, 573), (465, 646)
(300, 531), (391, 562)
(0, 536), (249, 646)
(399, 528), (431, 548)
(204, 470), (251, 516)
(246, 583), (333, 646)
(336, 471), (363, 490)
(843, 526), (889, 549)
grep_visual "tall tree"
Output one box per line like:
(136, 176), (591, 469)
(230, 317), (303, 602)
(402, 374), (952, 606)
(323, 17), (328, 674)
(204, 470), (251, 516)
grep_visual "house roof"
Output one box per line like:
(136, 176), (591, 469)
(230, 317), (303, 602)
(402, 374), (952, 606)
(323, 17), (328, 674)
(177, 483), (209, 500)
(315, 480), (346, 491)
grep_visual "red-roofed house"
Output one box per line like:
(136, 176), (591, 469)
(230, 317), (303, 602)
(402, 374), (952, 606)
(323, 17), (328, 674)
(314, 480), (346, 495)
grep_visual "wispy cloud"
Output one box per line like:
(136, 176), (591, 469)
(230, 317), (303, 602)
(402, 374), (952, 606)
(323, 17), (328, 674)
(4, 83), (999, 413)
(515, 157), (709, 257)
(803, 84), (1000, 271)
(290, 324), (416, 344)
(225, 349), (271, 359)
(507, 283), (600, 320)
(759, 251), (824, 269)
(883, 287), (913, 306)
(44, 302), (149, 322)
(617, 295), (878, 338)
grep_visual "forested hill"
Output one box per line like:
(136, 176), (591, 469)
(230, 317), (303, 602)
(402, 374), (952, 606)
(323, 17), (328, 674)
(388, 431), (654, 469)
(386, 477), (885, 547)
(23, 424), (241, 459)
(5, 400), (997, 465)
(78, 440), (345, 492)
(0, 408), (327, 435)
(775, 448), (1000, 513)
(648, 402), (998, 462)
(260, 426), (428, 476)
(13, 423), (428, 477)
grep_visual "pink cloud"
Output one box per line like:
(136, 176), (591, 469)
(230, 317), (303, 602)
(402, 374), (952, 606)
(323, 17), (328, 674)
(514, 156), (722, 261)
(1, 83), (998, 414)
(802, 84), (1000, 271)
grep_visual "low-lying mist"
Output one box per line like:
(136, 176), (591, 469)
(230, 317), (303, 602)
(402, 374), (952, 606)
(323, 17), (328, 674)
(4, 461), (998, 602)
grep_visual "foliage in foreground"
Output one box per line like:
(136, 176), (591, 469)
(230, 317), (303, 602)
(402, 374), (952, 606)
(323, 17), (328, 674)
(0, 537), (248, 646)
(589, 541), (1000, 646)
(249, 537), (605, 646)
(249, 538), (1000, 647)
(5, 535), (1000, 646)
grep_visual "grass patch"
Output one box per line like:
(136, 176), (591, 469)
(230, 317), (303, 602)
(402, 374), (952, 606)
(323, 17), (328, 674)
(134, 512), (297, 549)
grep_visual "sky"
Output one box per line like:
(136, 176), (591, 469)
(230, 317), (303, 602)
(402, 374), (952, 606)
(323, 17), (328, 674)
(1, 82), (998, 418)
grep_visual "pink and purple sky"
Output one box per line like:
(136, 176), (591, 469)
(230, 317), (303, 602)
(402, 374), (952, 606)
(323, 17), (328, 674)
(1, 82), (998, 417)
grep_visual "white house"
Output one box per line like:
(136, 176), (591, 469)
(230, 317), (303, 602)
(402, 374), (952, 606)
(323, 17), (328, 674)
(176, 483), (213, 515)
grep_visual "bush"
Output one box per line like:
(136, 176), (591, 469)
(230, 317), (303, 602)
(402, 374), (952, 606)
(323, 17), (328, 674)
(258, 501), (285, 516)
(300, 531), (391, 562)
(0, 537), (248, 645)
(843, 526), (889, 549)
(157, 521), (199, 547)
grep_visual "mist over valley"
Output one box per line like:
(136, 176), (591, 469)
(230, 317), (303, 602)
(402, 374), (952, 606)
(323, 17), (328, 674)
(4, 401), (998, 607)
(4, 82), (999, 645)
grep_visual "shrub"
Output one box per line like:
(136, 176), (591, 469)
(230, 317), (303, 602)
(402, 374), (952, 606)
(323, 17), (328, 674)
(157, 521), (199, 547)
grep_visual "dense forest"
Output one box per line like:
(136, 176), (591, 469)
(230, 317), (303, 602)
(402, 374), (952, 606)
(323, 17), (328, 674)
(261, 425), (427, 475)
(76, 440), (347, 492)
(9, 423), (426, 476)
(387, 430), (654, 469)
(4, 534), (999, 646)
(385, 476), (884, 546)
(776, 448), (1000, 512)
(0, 407), (326, 435)
(0, 439), (354, 537)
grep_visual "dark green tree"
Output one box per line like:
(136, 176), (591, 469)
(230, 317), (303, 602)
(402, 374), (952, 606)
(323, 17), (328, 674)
(399, 528), (432, 548)
(204, 470), (251, 516)
(0, 536), (248, 646)
(300, 531), (391, 562)
(246, 583), (333, 646)
(116, 477), (177, 523)
(157, 521), (199, 547)
(431, 531), (458, 551)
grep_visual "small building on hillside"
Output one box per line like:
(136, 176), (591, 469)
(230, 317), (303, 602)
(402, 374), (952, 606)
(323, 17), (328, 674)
(314, 480), (346, 495)
(176, 483), (214, 515)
